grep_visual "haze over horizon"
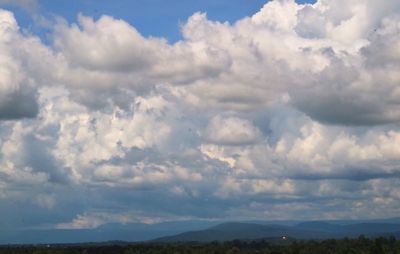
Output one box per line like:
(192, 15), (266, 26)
(0, 0), (400, 236)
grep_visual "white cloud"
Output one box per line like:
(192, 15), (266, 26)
(55, 14), (166, 72)
(55, 212), (135, 229)
(0, 9), (56, 119)
(39, 89), (172, 184)
(205, 115), (262, 146)
(1, 0), (400, 226)
(53, 14), (231, 109)
(55, 211), (201, 229)
(40, 0), (400, 125)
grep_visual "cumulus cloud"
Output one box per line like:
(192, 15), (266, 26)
(1, 0), (400, 229)
(0, 9), (56, 119)
(53, 14), (231, 109)
(54, 15), (166, 73)
(178, 0), (400, 125)
(48, 0), (400, 125)
(205, 115), (262, 146)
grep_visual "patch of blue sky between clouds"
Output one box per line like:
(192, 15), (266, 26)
(1, 0), (317, 43)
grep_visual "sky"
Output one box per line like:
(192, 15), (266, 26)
(0, 0), (399, 233)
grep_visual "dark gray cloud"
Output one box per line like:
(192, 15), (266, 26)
(0, 89), (39, 120)
(293, 91), (400, 126)
(21, 134), (71, 184)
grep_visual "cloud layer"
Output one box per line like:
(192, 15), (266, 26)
(0, 0), (400, 230)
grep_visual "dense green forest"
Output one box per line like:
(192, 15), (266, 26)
(0, 236), (399, 254)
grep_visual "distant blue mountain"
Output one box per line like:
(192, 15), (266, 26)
(2, 219), (400, 244)
(294, 221), (400, 234)
(153, 221), (400, 242)
(153, 222), (330, 242)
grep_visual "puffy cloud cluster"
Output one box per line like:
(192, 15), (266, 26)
(53, 14), (231, 109)
(0, 9), (54, 119)
(1, 0), (400, 229)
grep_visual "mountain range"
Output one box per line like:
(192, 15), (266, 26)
(1, 219), (400, 244)
(154, 221), (400, 242)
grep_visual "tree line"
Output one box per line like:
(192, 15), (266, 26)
(0, 236), (399, 254)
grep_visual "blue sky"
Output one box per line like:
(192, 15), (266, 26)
(0, 0), (399, 244)
(4, 0), (315, 42)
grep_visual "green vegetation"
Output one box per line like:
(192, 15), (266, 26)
(0, 236), (399, 254)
